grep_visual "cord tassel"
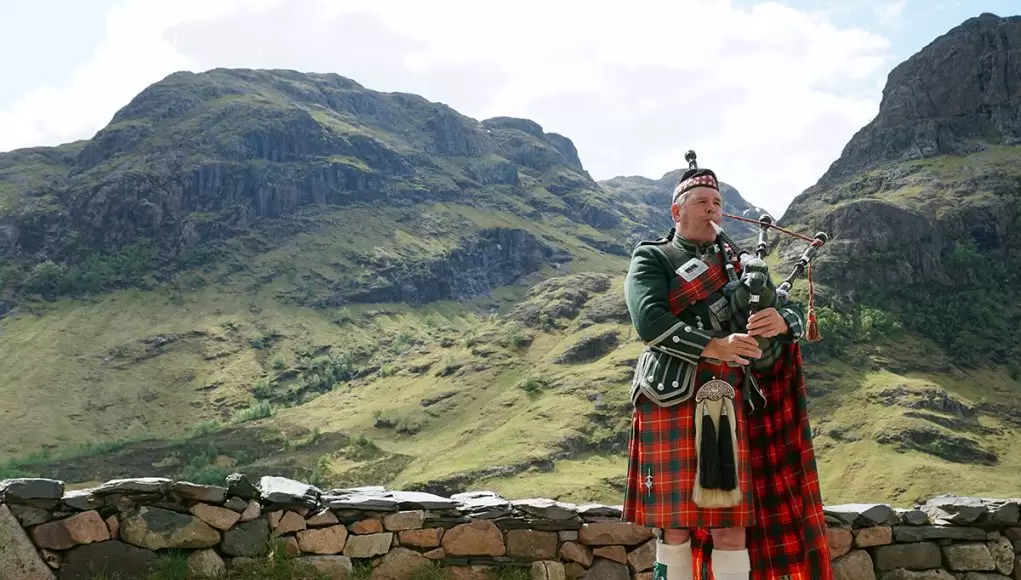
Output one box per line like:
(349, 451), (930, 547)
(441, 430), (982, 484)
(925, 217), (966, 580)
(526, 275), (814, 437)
(692, 379), (742, 508)
(806, 260), (822, 342)
(698, 405), (721, 489)
(717, 404), (736, 491)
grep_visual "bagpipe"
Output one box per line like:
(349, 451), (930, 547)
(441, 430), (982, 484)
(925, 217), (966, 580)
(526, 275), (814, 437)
(683, 150), (828, 362)
(712, 214), (827, 345)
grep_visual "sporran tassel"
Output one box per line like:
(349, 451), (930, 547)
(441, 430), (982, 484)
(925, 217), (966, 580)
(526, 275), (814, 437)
(717, 404), (736, 491)
(692, 379), (743, 508)
(698, 405), (721, 489)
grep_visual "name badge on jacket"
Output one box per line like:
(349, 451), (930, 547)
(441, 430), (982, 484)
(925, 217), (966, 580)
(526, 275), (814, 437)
(676, 258), (708, 282)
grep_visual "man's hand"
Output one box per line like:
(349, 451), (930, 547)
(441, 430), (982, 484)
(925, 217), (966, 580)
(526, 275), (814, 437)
(703, 334), (762, 366)
(747, 307), (789, 338)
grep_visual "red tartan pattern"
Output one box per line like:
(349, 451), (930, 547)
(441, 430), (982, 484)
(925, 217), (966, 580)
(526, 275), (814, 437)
(622, 360), (755, 529)
(622, 236), (831, 580)
(688, 342), (832, 580)
(667, 250), (733, 312)
(623, 242), (753, 528)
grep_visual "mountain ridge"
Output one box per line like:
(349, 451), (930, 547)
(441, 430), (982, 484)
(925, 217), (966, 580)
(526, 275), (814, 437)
(4, 12), (1021, 507)
(799, 11), (1021, 191)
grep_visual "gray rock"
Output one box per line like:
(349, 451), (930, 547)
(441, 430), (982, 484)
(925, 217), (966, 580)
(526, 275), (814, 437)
(894, 526), (988, 542)
(513, 498), (579, 520)
(119, 505), (221, 550)
(343, 532), (393, 558)
(324, 492), (400, 511)
(943, 543), (996, 572)
(920, 495), (991, 526)
(388, 490), (459, 510)
(9, 504), (52, 527)
(259, 476), (321, 506)
(825, 503), (898, 526)
(296, 555), (355, 579)
(987, 537), (1015, 575)
(223, 497), (248, 512)
(879, 570), (955, 580)
(58, 540), (159, 580)
(225, 473), (259, 501)
(989, 502), (1021, 527)
(187, 549), (227, 578)
(578, 504), (623, 519)
(806, 13), (1021, 184)
(833, 550), (875, 580)
(585, 557), (631, 580)
(896, 508), (932, 526)
(873, 542), (943, 571)
(451, 490), (504, 501)
(330, 485), (387, 494)
(0, 478), (65, 502)
(0, 504), (55, 579)
(61, 489), (101, 512)
(222, 518), (270, 557)
(93, 478), (172, 495)
(452, 491), (513, 519)
(324, 487), (457, 511)
(172, 482), (228, 504)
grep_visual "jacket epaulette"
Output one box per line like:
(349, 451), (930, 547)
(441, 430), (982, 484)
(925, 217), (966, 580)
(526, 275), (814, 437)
(633, 230), (675, 251)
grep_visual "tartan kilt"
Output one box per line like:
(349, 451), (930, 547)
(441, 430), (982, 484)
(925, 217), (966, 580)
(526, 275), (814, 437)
(692, 343), (834, 580)
(623, 360), (756, 530)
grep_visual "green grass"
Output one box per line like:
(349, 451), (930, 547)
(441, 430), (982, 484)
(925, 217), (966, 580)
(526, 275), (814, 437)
(5, 247), (1020, 506)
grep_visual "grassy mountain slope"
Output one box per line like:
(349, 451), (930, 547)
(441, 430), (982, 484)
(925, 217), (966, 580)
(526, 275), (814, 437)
(0, 68), (648, 498)
(4, 18), (1021, 508)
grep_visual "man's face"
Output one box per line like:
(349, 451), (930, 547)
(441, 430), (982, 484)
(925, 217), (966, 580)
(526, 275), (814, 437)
(672, 187), (723, 243)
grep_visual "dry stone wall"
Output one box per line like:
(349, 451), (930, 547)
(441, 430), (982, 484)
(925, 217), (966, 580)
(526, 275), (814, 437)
(0, 474), (1020, 579)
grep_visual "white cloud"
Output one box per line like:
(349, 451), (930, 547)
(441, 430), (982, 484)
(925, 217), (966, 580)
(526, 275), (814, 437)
(0, 0), (893, 217)
(874, 0), (908, 30)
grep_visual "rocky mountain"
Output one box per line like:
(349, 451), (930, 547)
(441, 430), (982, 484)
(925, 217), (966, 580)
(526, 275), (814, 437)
(600, 169), (768, 243)
(773, 12), (1021, 501)
(3, 12), (1021, 508)
(0, 68), (666, 307)
(0, 67), (726, 505)
(780, 12), (1021, 362)
(811, 13), (1021, 186)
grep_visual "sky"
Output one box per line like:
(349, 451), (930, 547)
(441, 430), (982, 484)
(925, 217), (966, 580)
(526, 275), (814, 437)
(0, 0), (1017, 217)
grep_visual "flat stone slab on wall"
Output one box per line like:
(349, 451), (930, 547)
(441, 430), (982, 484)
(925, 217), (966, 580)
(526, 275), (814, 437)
(1, 476), (1020, 579)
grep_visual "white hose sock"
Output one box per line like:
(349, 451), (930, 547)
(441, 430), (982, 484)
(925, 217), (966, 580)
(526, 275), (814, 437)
(654, 539), (692, 580)
(711, 548), (751, 580)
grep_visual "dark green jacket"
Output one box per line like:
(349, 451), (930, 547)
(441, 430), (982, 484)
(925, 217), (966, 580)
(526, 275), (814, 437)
(624, 231), (805, 407)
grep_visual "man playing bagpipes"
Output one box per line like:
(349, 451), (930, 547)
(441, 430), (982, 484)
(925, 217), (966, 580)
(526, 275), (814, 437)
(621, 151), (832, 580)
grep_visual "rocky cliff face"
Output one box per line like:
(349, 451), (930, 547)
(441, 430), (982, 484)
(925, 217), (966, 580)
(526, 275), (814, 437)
(778, 12), (1021, 364)
(0, 69), (668, 306)
(811, 13), (1021, 187)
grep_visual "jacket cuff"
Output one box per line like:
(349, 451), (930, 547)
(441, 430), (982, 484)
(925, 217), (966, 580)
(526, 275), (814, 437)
(780, 306), (804, 343)
(646, 320), (714, 364)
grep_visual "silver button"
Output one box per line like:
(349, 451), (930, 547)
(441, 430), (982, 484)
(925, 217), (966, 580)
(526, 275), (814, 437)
(672, 381), (679, 388)
(684, 326), (691, 332)
(672, 336), (680, 343)
(657, 383), (664, 391)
